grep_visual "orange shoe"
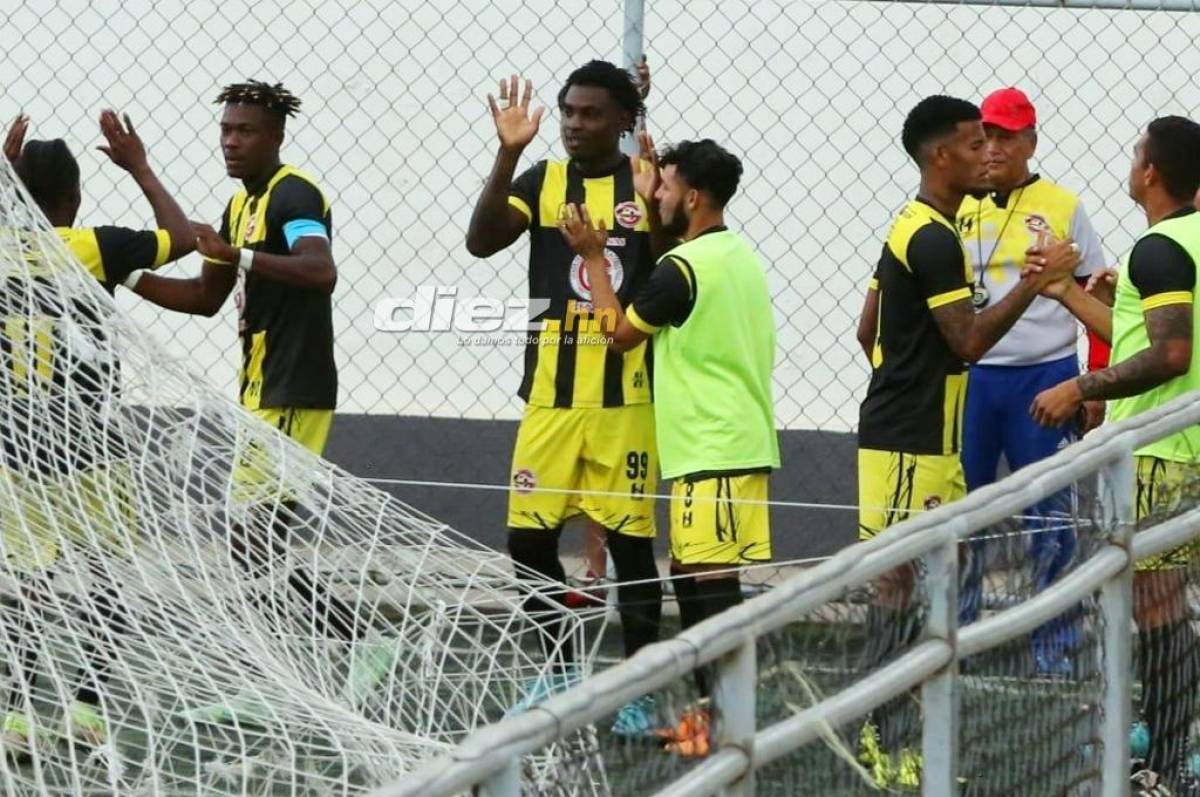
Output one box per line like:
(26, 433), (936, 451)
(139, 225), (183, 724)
(656, 708), (711, 758)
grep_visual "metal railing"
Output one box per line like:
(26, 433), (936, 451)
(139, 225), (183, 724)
(378, 389), (1200, 796)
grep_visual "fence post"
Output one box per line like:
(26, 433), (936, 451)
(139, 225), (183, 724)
(620, 0), (646, 156)
(477, 757), (520, 797)
(921, 533), (960, 797)
(715, 638), (757, 796)
(1098, 451), (1135, 797)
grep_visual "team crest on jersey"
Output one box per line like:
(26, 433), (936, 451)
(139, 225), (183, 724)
(923, 495), (942, 511)
(513, 469), (537, 494)
(614, 201), (643, 229)
(569, 248), (625, 301)
(959, 217), (974, 234)
(1024, 214), (1050, 235)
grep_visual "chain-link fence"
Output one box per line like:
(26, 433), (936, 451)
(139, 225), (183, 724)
(5, 0), (1197, 431)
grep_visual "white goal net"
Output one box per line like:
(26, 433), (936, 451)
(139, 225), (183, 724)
(0, 155), (600, 794)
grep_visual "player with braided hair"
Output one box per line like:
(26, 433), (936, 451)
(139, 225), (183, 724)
(133, 80), (394, 724)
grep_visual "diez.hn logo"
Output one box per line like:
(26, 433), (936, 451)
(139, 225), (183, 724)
(374, 286), (551, 332)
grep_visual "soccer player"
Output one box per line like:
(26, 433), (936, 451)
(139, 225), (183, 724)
(1031, 116), (1200, 791)
(130, 81), (387, 719)
(954, 88), (1108, 675)
(465, 61), (664, 730)
(560, 138), (779, 756)
(855, 95), (1078, 787)
(2, 110), (194, 750)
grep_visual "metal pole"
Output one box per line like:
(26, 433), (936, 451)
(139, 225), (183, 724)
(921, 535), (960, 797)
(477, 757), (521, 797)
(715, 639), (757, 796)
(620, 0), (646, 155)
(1098, 452), (1135, 797)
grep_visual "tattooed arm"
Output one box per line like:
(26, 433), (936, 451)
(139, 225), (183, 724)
(1028, 303), (1191, 426)
(1030, 230), (1196, 427)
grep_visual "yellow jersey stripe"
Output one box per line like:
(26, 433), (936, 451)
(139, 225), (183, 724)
(152, 230), (171, 268)
(508, 195), (532, 222)
(1141, 291), (1193, 311)
(926, 287), (971, 309)
(627, 305), (658, 334)
(527, 319), (561, 406)
(538, 161), (569, 228)
(868, 277), (879, 290)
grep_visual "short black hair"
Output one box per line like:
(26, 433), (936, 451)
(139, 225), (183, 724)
(557, 60), (645, 134)
(215, 80), (301, 127)
(14, 139), (80, 211)
(659, 139), (743, 208)
(902, 95), (981, 165)
(1145, 116), (1200, 201)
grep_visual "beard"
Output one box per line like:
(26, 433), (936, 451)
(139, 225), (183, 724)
(660, 205), (690, 238)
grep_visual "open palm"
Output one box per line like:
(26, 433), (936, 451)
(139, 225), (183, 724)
(487, 75), (544, 152)
(630, 130), (659, 202)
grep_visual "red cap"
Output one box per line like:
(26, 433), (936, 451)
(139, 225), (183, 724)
(980, 88), (1037, 132)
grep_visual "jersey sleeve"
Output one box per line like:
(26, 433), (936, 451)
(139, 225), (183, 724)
(1068, 201), (1107, 278)
(906, 223), (971, 309)
(628, 255), (695, 333)
(1127, 233), (1196, 310)
(268, 176), (331, 251)
(508, 161), (545, 226)
(93, 225), (171, 287)
(868, 260), (880, 291)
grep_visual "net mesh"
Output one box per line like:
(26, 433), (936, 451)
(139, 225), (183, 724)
(0, 154), (602, 794)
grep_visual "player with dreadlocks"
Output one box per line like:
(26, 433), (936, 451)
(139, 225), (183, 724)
(466, 60), (667, 736)
(131, 80), (392, 724)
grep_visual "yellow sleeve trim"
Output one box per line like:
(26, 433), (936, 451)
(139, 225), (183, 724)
(926, 286), (971, 309)
(627, 305), (659, 334)
(868, 277), (879, 291)
(1142, 291), (1193, 311)
(152, 229), (171, 268)
(508, 195), (532, 222)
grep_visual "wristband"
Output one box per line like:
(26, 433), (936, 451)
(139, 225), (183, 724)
(123, 269), (147, 290)
(238, 248), (255, 273)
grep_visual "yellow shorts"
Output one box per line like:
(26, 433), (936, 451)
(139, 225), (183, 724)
(507, 403), (657, 537)
(858, 448), (966, 541)
(669, 473), (771, 566)
(232, 407), (333, 505)
(0, 469), (59, 574)
(1134, 455), (1200, 572)
(0, 460), (140, 573)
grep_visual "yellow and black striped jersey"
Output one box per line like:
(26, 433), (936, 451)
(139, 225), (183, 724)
(859, 198), (972, 455)
(57, 225), (171, 294)
(215, 164), (336, 410)
(0, 225), (164, 475)
(508, 157), (655, 408)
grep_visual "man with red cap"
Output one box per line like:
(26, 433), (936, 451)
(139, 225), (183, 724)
(956, 87), (1108, 675)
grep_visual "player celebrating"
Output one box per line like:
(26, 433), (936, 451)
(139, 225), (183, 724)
(1031, 116), (1200, 792)
(465, 61), (664, 730)
(561, 137), (779, 755)
(2, 110), (194, 752)
(131, 81), (388, 720)
(856, 95), (1078, 787)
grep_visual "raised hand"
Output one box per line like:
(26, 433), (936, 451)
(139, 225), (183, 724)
(97, 110), (149, 175)
(1024, 238), (1080, 290)
(630, 130), (660, 203)
(635, 55), (651, 100)
(486, 75), (544, 153)
(4, 113), (29, 164)
(558, 203), (607, 259)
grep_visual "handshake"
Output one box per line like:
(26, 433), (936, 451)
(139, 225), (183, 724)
(1020, 234), (1082, 299)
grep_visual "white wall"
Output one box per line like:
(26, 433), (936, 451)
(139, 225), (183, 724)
(3, 0), (1197, 430)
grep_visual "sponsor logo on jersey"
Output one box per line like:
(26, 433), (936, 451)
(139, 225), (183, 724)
(615, 201), (643, 229)
(569, 248), (625, 301)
